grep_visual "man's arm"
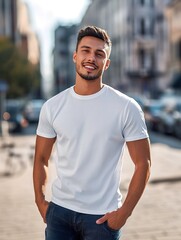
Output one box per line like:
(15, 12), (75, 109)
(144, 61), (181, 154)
(33, 135), (56, 222)
(96, 138), (151, 229)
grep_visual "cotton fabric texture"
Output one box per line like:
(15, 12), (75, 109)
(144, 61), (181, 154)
(37, 85), (148, 214)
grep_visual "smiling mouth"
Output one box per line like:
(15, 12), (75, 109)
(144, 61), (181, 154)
(83, 63), (97, 71)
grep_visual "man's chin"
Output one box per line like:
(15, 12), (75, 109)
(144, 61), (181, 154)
(80, 74), (98, 81)
(83, 77), (97, 81)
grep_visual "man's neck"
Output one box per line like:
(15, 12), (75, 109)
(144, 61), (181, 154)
(74, 79), (104, 95)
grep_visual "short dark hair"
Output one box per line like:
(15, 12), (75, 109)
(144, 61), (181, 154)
(76, 25), (112, 55)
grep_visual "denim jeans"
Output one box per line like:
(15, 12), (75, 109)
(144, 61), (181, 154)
(45, 202), (121, 240)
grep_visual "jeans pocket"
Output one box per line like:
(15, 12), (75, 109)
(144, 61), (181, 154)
(104, 221), (119, 232)
(103, 221), (121, 239)
(45, 202), (52, 222)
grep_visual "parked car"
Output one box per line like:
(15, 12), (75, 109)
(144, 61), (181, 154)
(173, 103), (181, 139)
(24, 99), (45, 123)
(157, 101), (181, 136)
(3, 100), (28, 133)
(143, 100), (163, 131)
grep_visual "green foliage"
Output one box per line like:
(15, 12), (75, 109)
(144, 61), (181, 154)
(0, 37), (41, 98)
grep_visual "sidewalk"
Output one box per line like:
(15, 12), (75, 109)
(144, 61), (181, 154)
(0, 135), (45, 240)
(0, 134), (181, 240)
(121, 142), (181, 240)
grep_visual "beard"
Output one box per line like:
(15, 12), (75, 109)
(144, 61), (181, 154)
(76, 65), (103, 81)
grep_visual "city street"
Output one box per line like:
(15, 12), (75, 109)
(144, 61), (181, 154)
(121, 131), (181, 240)
(0, 129), (181, 240)
(1, 1), (181, 240)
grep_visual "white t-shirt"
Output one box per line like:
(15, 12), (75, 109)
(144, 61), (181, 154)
(37, 85), (148, 214)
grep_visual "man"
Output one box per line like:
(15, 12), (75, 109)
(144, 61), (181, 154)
(33, 26), (151, 240)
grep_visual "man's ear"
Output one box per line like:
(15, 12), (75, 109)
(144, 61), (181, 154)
(73, 51), (76, 63)
(104, 59), (111, 71)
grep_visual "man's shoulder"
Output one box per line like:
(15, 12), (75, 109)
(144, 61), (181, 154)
(105, 85), (131, 101)
(105, 85), (142, 110)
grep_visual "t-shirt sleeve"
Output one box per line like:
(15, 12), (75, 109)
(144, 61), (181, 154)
(122, 99), (149, 142)
(36, 102), (56, 138)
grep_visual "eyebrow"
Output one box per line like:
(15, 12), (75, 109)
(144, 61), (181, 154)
(80, 45), (90, 49)
(80, 46), (106, 55)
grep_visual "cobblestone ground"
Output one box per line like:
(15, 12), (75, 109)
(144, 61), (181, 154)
(121, 138), (181, 240)
(0, 134), (181, 240)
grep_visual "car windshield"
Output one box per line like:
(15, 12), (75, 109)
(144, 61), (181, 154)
(176, 104), (181, 112)
(6, 106), (19, 114)
(27, 100), (45, 108)
(150, 105), (162, 114)
(6, 100), (24, 113)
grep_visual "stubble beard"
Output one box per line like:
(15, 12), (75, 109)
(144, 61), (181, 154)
(76, 65), (103, 81)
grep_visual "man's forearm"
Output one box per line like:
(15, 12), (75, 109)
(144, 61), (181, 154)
(96, 159), (151, 229)
(120, 160), (151, 217)
(96, 139), (151, 229)
(33, 136), (55, 222)
(33, 157), (48, 205)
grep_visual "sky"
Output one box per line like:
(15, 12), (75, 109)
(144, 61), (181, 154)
(22, 0), (91, 95)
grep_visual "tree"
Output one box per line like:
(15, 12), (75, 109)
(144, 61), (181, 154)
(0, 37), (41, 98)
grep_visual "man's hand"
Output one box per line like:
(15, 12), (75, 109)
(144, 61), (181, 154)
(96, 208), (129, 230)
(37, 200), (49, 223)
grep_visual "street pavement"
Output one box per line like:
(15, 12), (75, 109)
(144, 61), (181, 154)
(0, 132), (181, 240)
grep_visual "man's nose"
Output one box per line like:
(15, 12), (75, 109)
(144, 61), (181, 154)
(87, 52), (96, 62)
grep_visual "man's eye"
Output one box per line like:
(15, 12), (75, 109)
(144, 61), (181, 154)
(97, 53), (103, 57)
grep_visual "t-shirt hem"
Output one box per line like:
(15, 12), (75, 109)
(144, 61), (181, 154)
(125, 134), (149, 142)
(51, 198), (121, 215)
(36, 131), (56, 138)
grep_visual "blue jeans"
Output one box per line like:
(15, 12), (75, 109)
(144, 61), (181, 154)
(45, 202), (121, 240)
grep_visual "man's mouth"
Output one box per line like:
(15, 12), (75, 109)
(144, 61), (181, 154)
(83, 63), (97, 71)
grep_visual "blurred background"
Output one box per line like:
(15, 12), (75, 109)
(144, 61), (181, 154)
(0, 0), (181, 138)
(0, 0), (181, 240)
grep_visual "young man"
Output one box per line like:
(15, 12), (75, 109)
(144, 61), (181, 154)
(33, 26), (151, 240)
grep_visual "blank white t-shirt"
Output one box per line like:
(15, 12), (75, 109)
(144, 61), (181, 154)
(37, 85), (148, 214)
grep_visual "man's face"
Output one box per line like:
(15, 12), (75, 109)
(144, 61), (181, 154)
(73, 36), (110, 81)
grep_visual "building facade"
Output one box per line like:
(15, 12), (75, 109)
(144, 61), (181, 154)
(53, 25), (77, 93)
(17, 0), (40, 65)
(80, 0), (170, 97)
(0, 0), (42, 98)
(0, 0), (40, 65)
(165, 0), (181, 90)
(0, 0), (18, 43)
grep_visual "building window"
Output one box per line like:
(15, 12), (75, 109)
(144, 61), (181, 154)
(139, 49), (145, 68)
(150, 19), (154, 36)
(2, 0), (5, 12)
(140, 0), (154, 7)
(150, 0), (154, 7)
(140, 18), (146, 35)
(140, 18), (154, 36)
(140, 0), (145, 5)
(139, 49), (154, 70)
